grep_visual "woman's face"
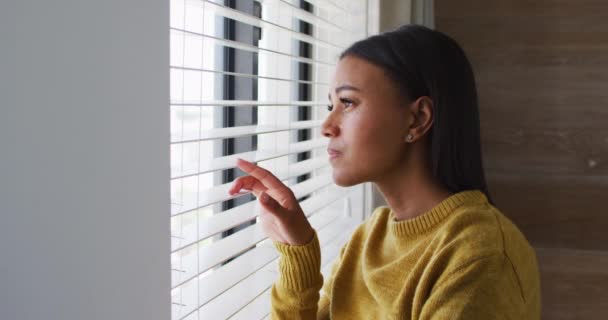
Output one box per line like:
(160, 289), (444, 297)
(322, 55), (413, 186)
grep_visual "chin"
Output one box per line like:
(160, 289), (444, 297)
(331, 169), (364, 187)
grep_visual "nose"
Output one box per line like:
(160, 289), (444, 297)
(321, 112), (339, 138)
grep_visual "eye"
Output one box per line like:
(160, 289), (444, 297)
(327, 98), (354, 112)
(340, 98), (354, 108)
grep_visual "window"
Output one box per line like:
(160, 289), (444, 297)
(169, 0), (368, 319)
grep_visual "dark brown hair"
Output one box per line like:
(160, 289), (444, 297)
(340, 24), (493, 204)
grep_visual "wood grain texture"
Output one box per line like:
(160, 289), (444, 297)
(436, 1), (608, 317)
(536, 247), (608, 320)
(487, 173), (608, 251)
(435, 0), (608, 246)
(481, 127), (608, 175)
(437, 0), (608, 18)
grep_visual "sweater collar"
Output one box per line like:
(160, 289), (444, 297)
(387, 190), (488, 238)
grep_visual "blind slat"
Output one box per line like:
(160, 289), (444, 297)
(173, 209), (356, 320)
(171, 101), (328, 106)
(171, 0), (368, 318)
(170, 137), (328, 183)
(202, 0), (348, 51)
(193, 218), (358, 320)
(172, 184), (345, 253)
(172, 165), (332, 216)
(170, 28), (337, 67)
(172, 174), (338, 288)
(171, 120), (323, 144)
(172, 156), (329, 218)
(192, 159), (329, 210)
(230, 224), (357, 320)
(275, 0), (349, 34)
(169, 66), (331, 86)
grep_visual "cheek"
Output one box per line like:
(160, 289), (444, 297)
(345, 114), (397, 153)
(331, 115), (403, 186)
(342, 115), (401, 171)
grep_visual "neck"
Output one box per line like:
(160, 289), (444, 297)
(373, 146), (452, 221)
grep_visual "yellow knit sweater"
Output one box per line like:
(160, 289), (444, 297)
(270, 190), (541, 319)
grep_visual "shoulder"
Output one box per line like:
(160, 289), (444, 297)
(439, 201), (536, 260)
(438, 201), (504, 255)
(433, 202), (540, 302)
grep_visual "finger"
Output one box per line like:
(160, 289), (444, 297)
(229, 176), (267, 195)
(234, 176), (268, 192)
(228, 176), (289, 208)
(235, 159), (297, 210)
(236, 158), (292, 196)
(229, 175), (290, 211)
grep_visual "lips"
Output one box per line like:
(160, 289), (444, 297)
(327, 148), (342, 158)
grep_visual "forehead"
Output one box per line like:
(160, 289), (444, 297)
(330, 55), (389, 91)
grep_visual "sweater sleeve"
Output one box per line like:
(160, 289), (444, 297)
(316, 239), (350, 320)
(270, 230), (324, 320)
(419, 253), (529, 320)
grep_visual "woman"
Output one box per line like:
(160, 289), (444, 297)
(229, 25), (541, 319)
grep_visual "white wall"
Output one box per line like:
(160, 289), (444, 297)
(379, 0), (414, 32)
(379, 0), (434, 33)
(0, 1), (170, 319)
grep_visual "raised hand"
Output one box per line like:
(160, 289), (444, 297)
(228, 158), (315, 246)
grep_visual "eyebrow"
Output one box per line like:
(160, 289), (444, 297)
(327, 85), (361, 100)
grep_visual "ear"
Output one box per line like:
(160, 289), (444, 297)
(406, 96), (434, 142)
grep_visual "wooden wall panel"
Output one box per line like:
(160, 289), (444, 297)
(435, 0), (608, 249)
(436, 1), (608, 318)
(488, 173), (608, 251)
(537, 248), (608, 319)
(482, 127), (608, 175)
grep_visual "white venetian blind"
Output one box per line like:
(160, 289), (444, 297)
(169, 0), (368, 319)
